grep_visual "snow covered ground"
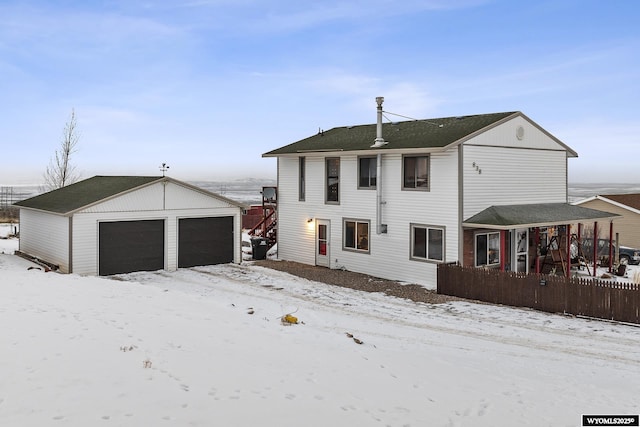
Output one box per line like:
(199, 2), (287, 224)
(0, 232), (639, 427)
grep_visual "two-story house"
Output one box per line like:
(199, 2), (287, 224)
(263, 97), (617, 287)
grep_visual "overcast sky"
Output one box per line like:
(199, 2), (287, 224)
(1, 0), (638, 185)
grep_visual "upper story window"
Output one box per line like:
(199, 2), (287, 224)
(476, 231), (500, 267)
(299, 157), (305, 201)
(326, 158), (340, 204)
(358, 156), (377, 189)
(403, 155), (429, 190)
(344, 219), (370, 253)
(410, 224), (444, 262)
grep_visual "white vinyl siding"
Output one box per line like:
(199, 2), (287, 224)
(274, 151), (459, 288)
(71, 206), (242, 275)
(18, 180), (244, 276)
(272, 115), (575, 288)
(18, 210), (70, 272)
(274, 157), (319, 266)
(463, 145), (567, 220)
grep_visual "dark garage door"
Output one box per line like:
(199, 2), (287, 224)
(99, 220), (165, 276)
(178, 216), (234, 268)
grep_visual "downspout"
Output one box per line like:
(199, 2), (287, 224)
(68, 216), (73, 274)
(458, 144), (464, 265)
(371, 96), (388, 235)
(376, 152), (385, 234)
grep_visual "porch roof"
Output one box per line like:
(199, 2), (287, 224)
(462, 203), (620, 230)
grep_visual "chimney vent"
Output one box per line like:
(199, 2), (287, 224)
(371, 96), (387, 148)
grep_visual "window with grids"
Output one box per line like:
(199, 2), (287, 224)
(410, 224), (444, 262)
(344, 219), (369, 252)
(326, 158), (340, 203)
(358, 156), (377, 189)
(299, 157), (305, 201)
(403, 155), (429, 190)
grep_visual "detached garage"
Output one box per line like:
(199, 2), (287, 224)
(14, 176), (247, 275)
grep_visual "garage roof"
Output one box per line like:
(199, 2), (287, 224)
(463, 203), (620, 230)
(14, 176), (247, 215)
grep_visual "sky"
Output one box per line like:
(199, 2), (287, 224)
(1, 0), (639, 185)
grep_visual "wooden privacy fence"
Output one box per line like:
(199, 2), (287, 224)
(437, 263), (640, 324)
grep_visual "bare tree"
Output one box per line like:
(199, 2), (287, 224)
(43, 109), (80, 190)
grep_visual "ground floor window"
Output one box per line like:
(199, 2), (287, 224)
(411, 224), (444, 262)
(344, 219), (369, 252)
(476, 231), (500, 266)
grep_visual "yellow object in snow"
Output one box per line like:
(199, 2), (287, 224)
(282, 314), (298, 324)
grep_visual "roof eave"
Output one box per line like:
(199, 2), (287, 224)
(463, 215), (620, 231)
(14, 205), (71, 216)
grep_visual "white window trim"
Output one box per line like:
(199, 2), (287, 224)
(325, 157), (340, 204)
(475, 231), (501, 267)
(298, 157), (305, 201)
(402, 154), (430, 191)
(343, 218), (370, 254)
(410, 223), (445, 263)
(357, 156), (377, 190)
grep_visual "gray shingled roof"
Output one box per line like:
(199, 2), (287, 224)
(14, 176), (163, 214)
(264, 111), (523, 156)
(463, 203), (620, 230)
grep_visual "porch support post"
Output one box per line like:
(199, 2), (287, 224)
(592, 221), (598, 277)
(566, 224), (571, 278)
(609, 221), (614, 273)
(578, 223), (582, 242)
(535, 227), (540, 274)
(500, 230), (507, 271)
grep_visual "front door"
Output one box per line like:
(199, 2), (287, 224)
(316, 220), (330, 267)
(514, 228), (529, 273)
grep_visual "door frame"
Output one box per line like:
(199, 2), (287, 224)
(315, 219), (330, 267)
(512, 228), (529, 273)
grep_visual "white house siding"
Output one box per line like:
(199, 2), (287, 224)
(462, 145), (568, 220)
(275, 150), (460, 288)
(71, 207), (242, 275)
(68, 182), (243, 275)
(19, 209), (70, 272)
(79, 181), (238, 214)
(468, 115), (567, 151)
(81, 183), (164, 213)
(275, 156), (322, 266)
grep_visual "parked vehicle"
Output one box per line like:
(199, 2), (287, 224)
(573, 238), (640, 265)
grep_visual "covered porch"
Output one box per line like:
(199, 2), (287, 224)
(462, 203), (620, 278)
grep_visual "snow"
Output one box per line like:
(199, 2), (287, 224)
(0, 232), (639, 426)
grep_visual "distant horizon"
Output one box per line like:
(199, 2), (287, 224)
(2, 1), (639, 185)
(1, 178), (639, 186)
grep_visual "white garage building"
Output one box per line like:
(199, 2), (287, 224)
(15, 176), (247, 275)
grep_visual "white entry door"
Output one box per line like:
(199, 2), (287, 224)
(316, 220), (330, 267)
(514, 228), (529, 273)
